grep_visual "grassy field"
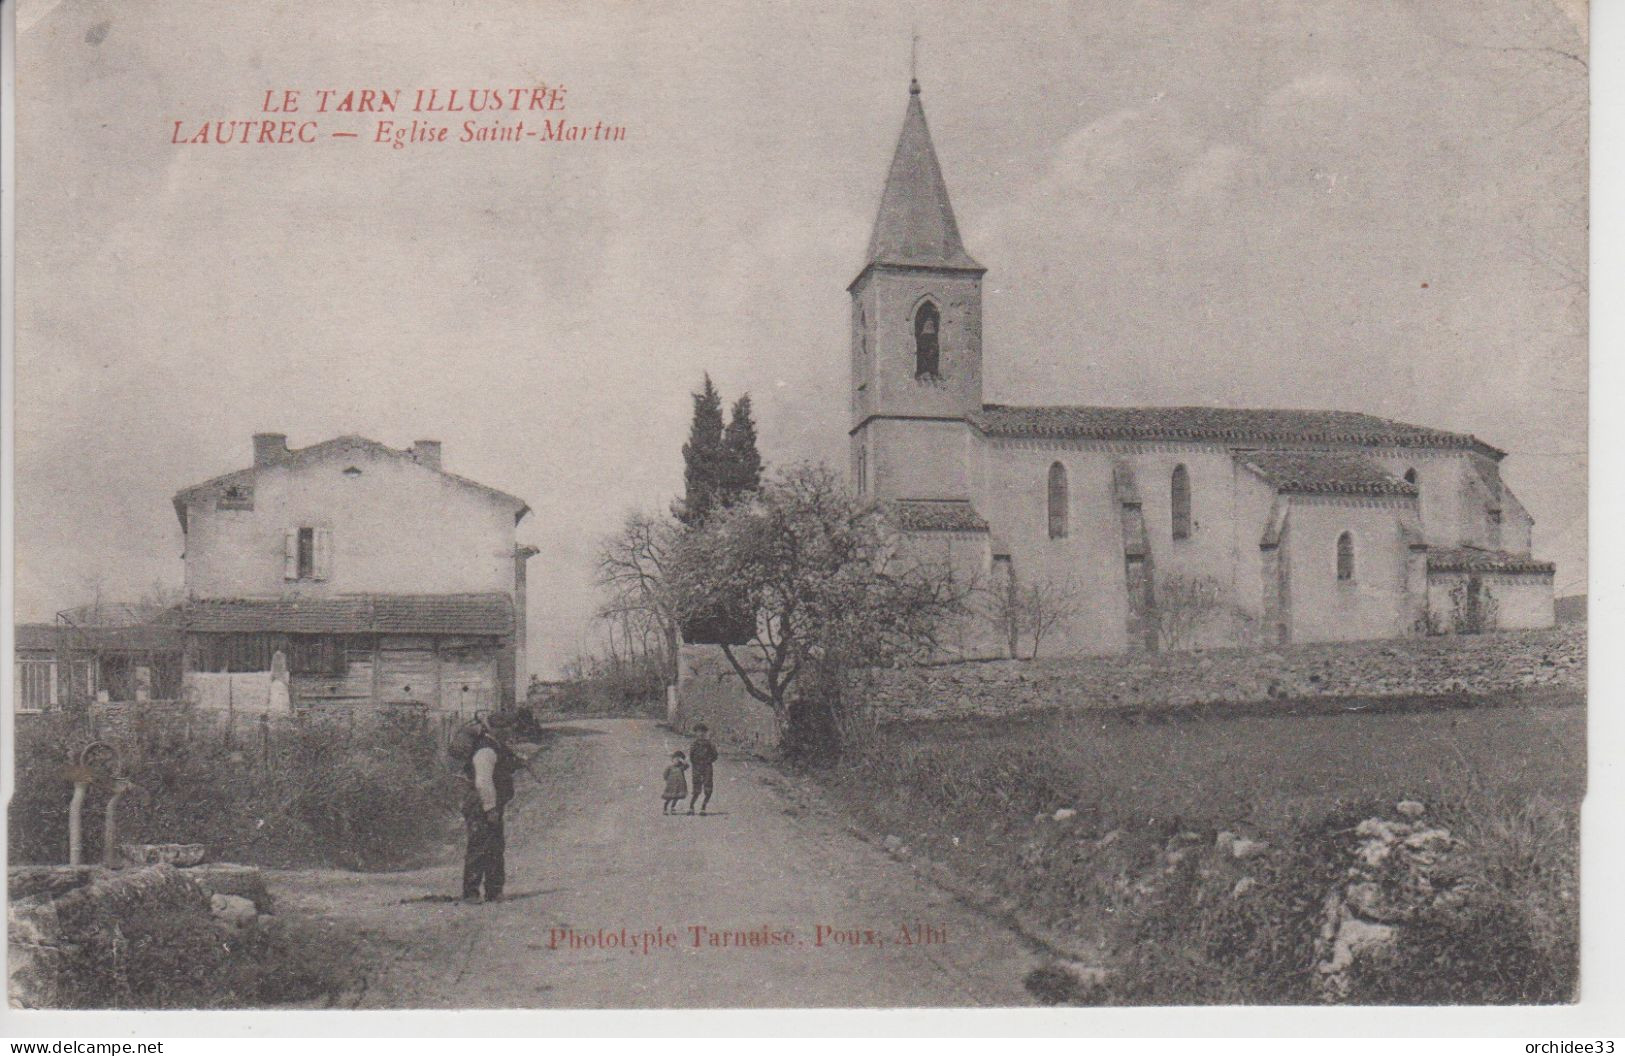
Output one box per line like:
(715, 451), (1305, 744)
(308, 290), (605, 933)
(817, 688), (1584, 1003)
(841, 689), (1584, 833)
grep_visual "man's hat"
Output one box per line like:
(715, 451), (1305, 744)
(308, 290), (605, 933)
(694, 723), (709, 733)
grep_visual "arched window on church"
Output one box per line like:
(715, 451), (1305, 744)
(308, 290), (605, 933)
(914, 301), (940, 379)
(1403, 467), (1418, 486)
(1171, 464), (1191, 540)
(1336, 531), (1355, 582)
(1047, 462), (1068, 539)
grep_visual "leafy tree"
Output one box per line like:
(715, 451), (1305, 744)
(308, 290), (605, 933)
(670, 463), (970, 759)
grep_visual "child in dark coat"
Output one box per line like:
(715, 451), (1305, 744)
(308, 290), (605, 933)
(662, 751), (689, 814)
(687, 724), (718, 815)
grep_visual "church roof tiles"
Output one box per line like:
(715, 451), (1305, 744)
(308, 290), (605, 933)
(1238, 450), (1417, 496)
(1425, 546), (1555, 575)
(975, 405), (1502, 458)
(886, 498), (990, 534)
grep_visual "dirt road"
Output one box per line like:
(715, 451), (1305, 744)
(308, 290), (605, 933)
(272, 718), (1041, 1008)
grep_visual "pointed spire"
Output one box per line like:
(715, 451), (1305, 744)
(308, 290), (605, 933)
(863, 82), (981, 272)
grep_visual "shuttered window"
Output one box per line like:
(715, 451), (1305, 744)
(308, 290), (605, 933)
(1337, 532), (1355, 582)
(284, 527), (334, 581)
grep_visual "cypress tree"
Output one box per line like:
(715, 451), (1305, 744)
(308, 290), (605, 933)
(721, 394), (763, 505)
(677, 374), (726, 527)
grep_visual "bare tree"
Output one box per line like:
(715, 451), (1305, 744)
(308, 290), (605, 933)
(1022, 575), (1087, 659)
(594, 510), (683, 685)
(1154, 573), (1224, 651)
(980, 571), (1086, 659)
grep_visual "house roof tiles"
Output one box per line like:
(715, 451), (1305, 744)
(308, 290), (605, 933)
(177, 593), (514, 636)
(171, 435), (529, 532)
(14, 622), (186, 653)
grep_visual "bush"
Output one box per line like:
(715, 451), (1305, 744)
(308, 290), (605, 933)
(1103, 808), (1365, 1005)
(1342, 794), (1578, 1004)
(8, 713), (87, 865)
(11, 708), (460, 870)
(54, 903), (361, 1009)
(542, 655), (665, 717)
(813, 704), (1582, 1005)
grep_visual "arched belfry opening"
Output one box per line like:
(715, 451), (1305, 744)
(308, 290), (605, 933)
(913, 301), (940, 379)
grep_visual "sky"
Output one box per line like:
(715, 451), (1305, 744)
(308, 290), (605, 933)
(13, 0), (1587, 676)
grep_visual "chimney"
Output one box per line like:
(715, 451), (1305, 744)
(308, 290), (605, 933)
(412, 440), (443, 471)
(253, 433), (289, 467)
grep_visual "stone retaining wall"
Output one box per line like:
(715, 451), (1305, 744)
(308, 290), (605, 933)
(853, 626), (1584, 724)
(674, 644), (782, 752)
(7, 862), (271, 1008)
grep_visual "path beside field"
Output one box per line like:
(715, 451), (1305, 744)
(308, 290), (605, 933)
(270, 718), (1040, 1008)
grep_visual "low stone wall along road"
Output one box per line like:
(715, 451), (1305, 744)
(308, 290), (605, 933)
(269, 718), (1041, 1008)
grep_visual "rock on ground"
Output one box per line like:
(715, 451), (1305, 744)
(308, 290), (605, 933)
(210, 893), (259, 929)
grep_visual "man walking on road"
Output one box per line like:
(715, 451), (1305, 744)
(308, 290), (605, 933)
(462, 711), (518, 903)
(687, 723), (718, 815)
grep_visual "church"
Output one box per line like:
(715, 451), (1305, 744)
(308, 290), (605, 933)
(851, 80), (1556, 655)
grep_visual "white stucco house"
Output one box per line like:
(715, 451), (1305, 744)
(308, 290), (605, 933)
(170, 433), (535, 710)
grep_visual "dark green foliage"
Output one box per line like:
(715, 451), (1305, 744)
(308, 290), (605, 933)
(11, 709), (459, 870)
(721, 394), (763, 499)
(54, 904), (360, 1009)
(1023, 964), (1096, 1005)
(674, 378), (765, 645)
(1342, 794), (1579, 1005)
(545, 651), (667, 716)
(676, 373), (727, 528)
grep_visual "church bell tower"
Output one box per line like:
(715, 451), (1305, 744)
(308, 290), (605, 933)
(849, 78), (985, 502)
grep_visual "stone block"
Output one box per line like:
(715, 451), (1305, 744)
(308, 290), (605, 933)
(210, 893), (258, 929)
(185, 863), (273, 912)
(121, 843), (206, 867)
(1231, 837), (1268, 860)
(8, 865), (100, 902)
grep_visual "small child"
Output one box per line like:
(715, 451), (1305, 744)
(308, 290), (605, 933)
(661, 751), (689, 814)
